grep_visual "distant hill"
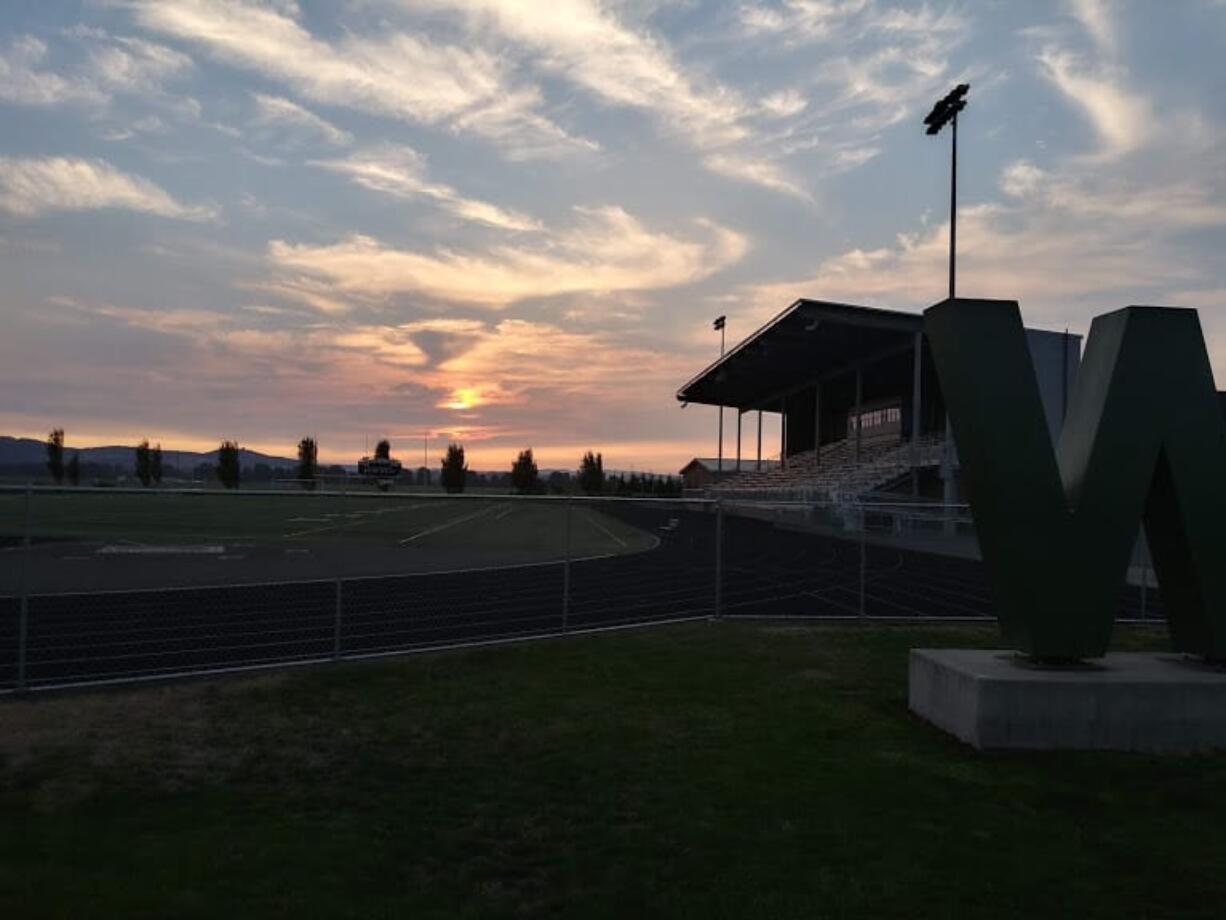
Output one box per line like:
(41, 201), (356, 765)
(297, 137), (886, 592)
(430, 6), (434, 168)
(0, 436), (297, 471)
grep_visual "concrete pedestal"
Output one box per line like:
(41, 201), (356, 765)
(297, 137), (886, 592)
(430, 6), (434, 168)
(909, 649), (1226, 752)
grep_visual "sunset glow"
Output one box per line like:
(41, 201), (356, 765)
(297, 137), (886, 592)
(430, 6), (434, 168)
(441, 388), (485, 411)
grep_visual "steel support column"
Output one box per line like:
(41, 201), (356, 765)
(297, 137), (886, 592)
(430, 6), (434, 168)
(854, 367), (863, 468)
(911, 330), (923, 496)
(735, 410), (742, 470)
(756, 410), (762, 471)
(814, 382), (822, 486)
(780, 397), (787, 469)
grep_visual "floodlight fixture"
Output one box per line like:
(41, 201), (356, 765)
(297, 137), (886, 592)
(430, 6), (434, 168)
(924, 83), (969, 299)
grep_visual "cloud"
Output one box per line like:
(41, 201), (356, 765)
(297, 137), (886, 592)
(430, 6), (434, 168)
(1000, 158), (1226, 227)
(0, 157), (217, 221)
(250, 93), (352, 146)
(760, 88), (808, 118)
(86, 34), (195, 92)
(744, 161), (1226, 334)
(734, 1), (970, 178)
(128, 0), (592, 158)
(702, 152), (811, 200)
(309, 146), (541, 231)
(409, 0), (822, 198)
(425, 317), (681, 411)
(415, 0), (748, 146)
(1070, 0), (1117, 55)
(0, 30), (197, 112)
(268, 206), (748, 306)
(1036, 47), (1150, 157)
(0, 35), (106, 107)
(32, 296), (692, 467)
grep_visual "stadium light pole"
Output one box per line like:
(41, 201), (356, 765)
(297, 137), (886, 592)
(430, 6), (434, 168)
(714, 315), (726, 477)
(925, 83), (968, 523)
(924, 83), (968, 300)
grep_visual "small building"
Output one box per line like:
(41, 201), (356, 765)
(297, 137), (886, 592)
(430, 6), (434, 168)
(680, 457), (779, 491)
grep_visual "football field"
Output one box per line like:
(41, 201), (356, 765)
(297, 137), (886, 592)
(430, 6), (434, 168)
(0, 490), (660, 594)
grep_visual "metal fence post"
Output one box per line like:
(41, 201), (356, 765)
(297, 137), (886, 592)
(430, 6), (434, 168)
(333, 577), (343, 660)
(858, 505), (867, 619)
(562, 496), (572, 631)
(714, 499), (724, 619)
(1139, 536), (1149, 620)
(17, 483), (32, 691)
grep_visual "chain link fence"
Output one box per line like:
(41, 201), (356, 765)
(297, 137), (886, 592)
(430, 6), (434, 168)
(0, 485), (1161, 692)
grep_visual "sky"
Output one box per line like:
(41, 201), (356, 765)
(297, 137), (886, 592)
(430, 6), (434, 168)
(1, 0), (1224, 472)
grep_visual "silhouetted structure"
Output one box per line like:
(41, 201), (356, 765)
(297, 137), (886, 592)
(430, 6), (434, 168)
(678, 300), (1078, 502)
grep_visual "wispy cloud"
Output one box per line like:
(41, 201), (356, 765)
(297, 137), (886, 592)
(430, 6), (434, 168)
(415, 0), (748, 145)
(703, 152), (811, 200)
(1036, 47), (1149, 158)
(745, 151), (1226, 336)
(1070, 0), (1118, 55)
(410, 0), (825, 197)
(0, 156), (217, 220)
(267, 206), (748, 306)
(734, 1), (970, 177)
(309, 145), (541, 231)
(0, 35), (106, 107)
(759, 88), (808, 118)
(85, 33), (195, 93)
(128, 0), (592, 158)
(250, 93), (352, 146)
(0, 30), (197, 111)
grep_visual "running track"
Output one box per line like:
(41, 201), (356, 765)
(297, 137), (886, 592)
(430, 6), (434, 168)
(0, 506), (1164, 691)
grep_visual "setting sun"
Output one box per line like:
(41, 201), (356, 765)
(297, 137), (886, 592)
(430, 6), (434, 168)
(441, 388), (483, 411)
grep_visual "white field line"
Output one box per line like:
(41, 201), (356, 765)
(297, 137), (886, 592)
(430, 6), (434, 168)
(284, 503), (426, 538)
(493, 505), (514, 521)
(583, 508), (626, 548)
(398, 503), (505, 545)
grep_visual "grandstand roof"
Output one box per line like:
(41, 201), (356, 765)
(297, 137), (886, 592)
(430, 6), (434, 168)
(679, 457), (780, 475)
(676, 299), (923, 410)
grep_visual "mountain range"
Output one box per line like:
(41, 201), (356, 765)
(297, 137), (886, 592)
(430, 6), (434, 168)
(0, 436), (297, 470)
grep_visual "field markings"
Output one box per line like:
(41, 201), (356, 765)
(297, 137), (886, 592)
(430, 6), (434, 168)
(493, 506), (514, 521)
(583, 509), (627, 548)
(284, 503), (427, 538)
(399, 503), (506, 545)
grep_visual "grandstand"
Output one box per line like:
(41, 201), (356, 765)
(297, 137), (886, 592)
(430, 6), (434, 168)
(677, 299), (1080, 502)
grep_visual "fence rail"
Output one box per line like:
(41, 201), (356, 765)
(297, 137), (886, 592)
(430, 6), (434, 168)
(0, 485), (1161, 693)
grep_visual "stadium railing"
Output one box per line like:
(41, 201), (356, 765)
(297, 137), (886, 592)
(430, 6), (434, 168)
(0, 485), (1162, 693)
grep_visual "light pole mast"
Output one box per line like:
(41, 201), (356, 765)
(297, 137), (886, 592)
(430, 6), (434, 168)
(924, 83), (968, 300)
(713, 315), (726, 477)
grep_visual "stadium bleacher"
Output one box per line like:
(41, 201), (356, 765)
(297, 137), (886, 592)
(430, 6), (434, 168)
(678, 299), (1080, 506)
(711, 433), (946, 501)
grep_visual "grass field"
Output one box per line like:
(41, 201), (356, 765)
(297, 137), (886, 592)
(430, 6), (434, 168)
(0, 490), (654, 554)
(0, 491), (664, 594)
(2, 621), (1222, 918)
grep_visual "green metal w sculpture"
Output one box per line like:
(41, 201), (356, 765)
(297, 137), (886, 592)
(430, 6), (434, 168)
(924, 299), (1226, 661)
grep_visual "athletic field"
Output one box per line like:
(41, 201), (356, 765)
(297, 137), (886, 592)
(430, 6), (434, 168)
(0, 489), (1164, 692)
(0, 490), (658, 593)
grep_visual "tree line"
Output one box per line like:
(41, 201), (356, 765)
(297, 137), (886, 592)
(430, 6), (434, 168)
(440, 444), (681, 497)
(39, 430), (681, 496)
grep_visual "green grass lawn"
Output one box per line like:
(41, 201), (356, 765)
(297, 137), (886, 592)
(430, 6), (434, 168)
(0, 491), (653, 557)
(2, 622), (1223, 919)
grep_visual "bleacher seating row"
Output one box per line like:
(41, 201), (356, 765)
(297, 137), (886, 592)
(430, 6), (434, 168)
(713, 434), (946, 501)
